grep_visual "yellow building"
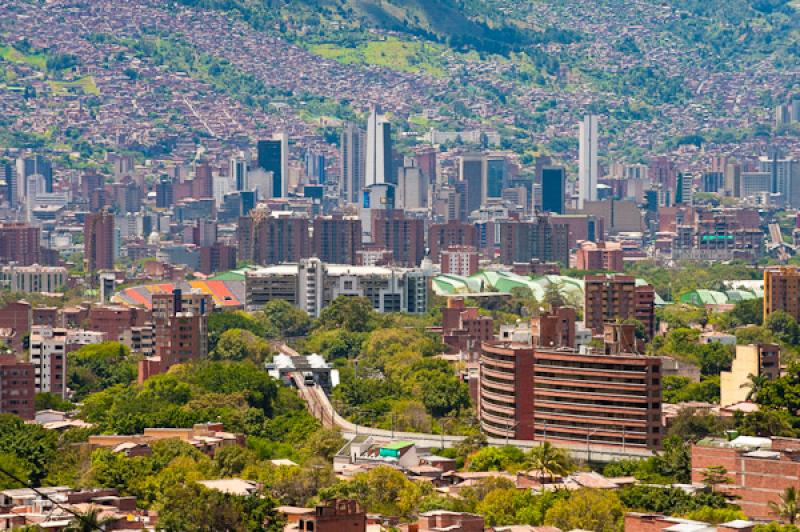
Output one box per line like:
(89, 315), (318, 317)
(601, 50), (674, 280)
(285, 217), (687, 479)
(720, 344), (780, 407)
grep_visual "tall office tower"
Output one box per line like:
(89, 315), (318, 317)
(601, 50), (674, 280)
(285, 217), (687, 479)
(397, 158), (426, 209)
(193, 162), (214, 198)
(360, 182), (396, 240)
(675, 172), (694, 205)
(578, 115), (599, 209)
(84, 210), (115, 272)
(305, 149), (326, 184)
(541, 166), (566, 214)
(459, 154), (484, 216)
(25, 174), (45, 223)
(486, 156), (507, 199)
(764, 267), (800, 323)
(156, 176), (174, 209)
(415, 147), (437, 184)
(230, 154), (249, 192)
(257, 132), (289, 198)
(365, 106), (393, 188)
(1, 161), (17, 207)
(649, 156), (677, 190)
(583, 274), (655, 338)
(0, 223), (40, 265)
(758, 155), (800, 207)
(428, 221), (478, 262)
(312, 216), (362, 265)
(498, 216), (570, 267)
(372, 209), (425, 267)
(237, 211), (311, 266)
(16, 155), (53, 203)
(339, 123), (366, 204)
(724, 161), (742, 197)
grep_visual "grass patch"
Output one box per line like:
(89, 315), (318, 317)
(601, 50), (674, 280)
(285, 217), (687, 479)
(310, 37), (446, 77)
(48, 76), (100, 96)
(0, 45), (47, 69)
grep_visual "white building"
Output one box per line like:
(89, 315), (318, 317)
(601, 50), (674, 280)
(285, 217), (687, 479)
(578, 115), (599, 209)
(0, 265), (67, 293)
(29, 327), (68, 398)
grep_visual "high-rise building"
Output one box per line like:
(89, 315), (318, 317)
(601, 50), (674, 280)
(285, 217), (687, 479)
(192, 162), (214, 199)
(478, 338), (662, 449)
(486, 156), (507, 199)
(578, 115), (599, 208)
(414, 147), (437, 184)
(758, 156), (800, 208)
(541, 166), (565, 214)
(575, 241), (624, 272)
(365, 106), (393, 187)
(428, 221), (478, 262)
(230, 154), (248, 192)
(28, 326), (68, 399)
(312, 216), (362, 265)
(305, 149), (326, 184)
(459, 154), (484, 216)
(0, 354), (35, 420)
(156, 176), (174, 209)
(340, 123), (366, 204)
(237, 211), (311, 266)
(16, 155), (52, 203)
(1, 161), (17, 208)
(141, 290), (211, 382)
(84, 210), (115, 272)
(257, 133), (289, 198)
(199, 243), (237, 274)
(764, 266), (800, 323)
(498, 217), (570, 267)
(0, 223), (40, 265)
(372, 210), (425, 267)
(583, 274), (655, 338)
(397, 159), (426, 209)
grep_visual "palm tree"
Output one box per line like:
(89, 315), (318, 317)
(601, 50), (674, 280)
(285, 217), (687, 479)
(741, 373), (770, 402)
(769, 487), (800, 524)
(527, 441), (571, 485)
(63, 508), (115, 532)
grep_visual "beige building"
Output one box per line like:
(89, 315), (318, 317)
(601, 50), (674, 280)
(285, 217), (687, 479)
(0, 265), (67, 293)
(720, 344), (780, 406)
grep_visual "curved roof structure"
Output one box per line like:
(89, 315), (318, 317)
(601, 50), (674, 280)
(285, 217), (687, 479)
(432, 271), (663, 305)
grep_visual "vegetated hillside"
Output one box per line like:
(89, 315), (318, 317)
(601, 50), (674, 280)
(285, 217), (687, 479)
(175, 0), (580, 55)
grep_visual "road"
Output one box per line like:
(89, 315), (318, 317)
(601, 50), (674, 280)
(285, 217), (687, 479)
(277, 343), (653, 462)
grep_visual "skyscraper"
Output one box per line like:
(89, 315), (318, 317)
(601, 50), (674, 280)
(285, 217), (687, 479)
(84, 210), (115, 272)
(229, 154), (248, 192)
(365, 106), (393, 188)
(340, 123), (366, 204)
(541, 166), (565, 214)
(578, 115), (598, 209)
(16, 155), (52, 203)
(257, 133), (289, 198)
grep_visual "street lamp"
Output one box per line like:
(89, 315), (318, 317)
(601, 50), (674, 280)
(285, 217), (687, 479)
(586, 427), (599, 465)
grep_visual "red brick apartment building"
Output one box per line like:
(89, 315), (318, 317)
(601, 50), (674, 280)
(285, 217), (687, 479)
(0, 354), (35, 420)
(584, 274), (656, 339)
(625, 513), (754, 532)
(440, 298), (494, 355)
(691, 436), (800, 520)
(296, 500), (366, 532)
(576, 240), (624, 272)
(479, 337), (662, 449)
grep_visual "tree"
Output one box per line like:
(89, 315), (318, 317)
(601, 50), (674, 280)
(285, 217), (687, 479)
(527, 442), (572, 484)
(467, 446), (526, 472)
(737, 408), (795, 438)
(212, 329), (271, 362)
(315, 296), (378, 332)
(766, 311), (800, 345)
(743, 373), (771, 402)
(34, 392), (74, 412)
(729, 297), (764, 326)
(701, 466), (730, 493)
(259, 300), (312, 337)
(544, 488), (625, 532)
(770, 487), (800, 524)
(68, 342), (136, 401)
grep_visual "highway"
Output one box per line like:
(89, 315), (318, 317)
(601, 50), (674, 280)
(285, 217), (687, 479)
(277, 343), (653, 462)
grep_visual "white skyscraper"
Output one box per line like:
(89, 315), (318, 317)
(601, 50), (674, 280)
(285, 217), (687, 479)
(578, 115), (599, 209)
(365, 105), (392, 190)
